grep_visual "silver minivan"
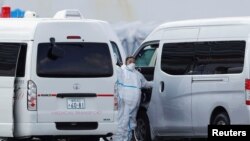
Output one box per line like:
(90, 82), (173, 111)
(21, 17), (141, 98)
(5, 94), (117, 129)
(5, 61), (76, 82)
(133, 17), (250, 141)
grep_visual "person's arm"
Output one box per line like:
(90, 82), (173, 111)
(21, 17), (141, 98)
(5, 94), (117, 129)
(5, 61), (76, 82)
(138, 72), (153, 88)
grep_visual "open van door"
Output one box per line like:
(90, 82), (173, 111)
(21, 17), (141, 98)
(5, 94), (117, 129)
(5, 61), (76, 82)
(0, 43), (21, 137)
(134, 41), (159, 105)
(134, 41), (159, 81)
(148, 28), (199, 135)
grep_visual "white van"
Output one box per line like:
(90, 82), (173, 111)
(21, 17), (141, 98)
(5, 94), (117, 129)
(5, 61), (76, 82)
(0, 10), (125, 141)
(133, 17), (250, 140)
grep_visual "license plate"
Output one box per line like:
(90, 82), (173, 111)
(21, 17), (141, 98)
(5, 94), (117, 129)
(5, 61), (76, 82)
(67, 98), (85, 109)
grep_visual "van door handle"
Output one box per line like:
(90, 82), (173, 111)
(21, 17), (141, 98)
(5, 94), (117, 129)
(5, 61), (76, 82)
(159, 81), (165, 93)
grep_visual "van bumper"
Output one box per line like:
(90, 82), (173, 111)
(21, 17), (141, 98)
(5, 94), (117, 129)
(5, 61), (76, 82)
(14, 122), (117, 137)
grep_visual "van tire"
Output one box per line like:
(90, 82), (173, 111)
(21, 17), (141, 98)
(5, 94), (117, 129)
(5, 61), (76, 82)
(212, 112), (230, 125)
(132, 110), (151, 141)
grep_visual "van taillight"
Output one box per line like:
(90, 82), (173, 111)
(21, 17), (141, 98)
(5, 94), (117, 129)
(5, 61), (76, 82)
(245, 79), (250, 105)
(27, 80), (37, 111)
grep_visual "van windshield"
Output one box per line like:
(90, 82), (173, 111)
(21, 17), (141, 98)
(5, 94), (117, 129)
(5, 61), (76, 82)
(37, 42), (113, 77)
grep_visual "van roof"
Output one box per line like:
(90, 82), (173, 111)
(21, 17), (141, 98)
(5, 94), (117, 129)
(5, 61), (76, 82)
(142, 17), (250, 42)
(0, 18), (109, 41)
(157, 17), (250, 30)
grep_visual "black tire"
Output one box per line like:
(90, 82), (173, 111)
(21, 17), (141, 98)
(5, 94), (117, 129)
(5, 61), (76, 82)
(132, 110), (151, 141)
(212, 112), (230, 125)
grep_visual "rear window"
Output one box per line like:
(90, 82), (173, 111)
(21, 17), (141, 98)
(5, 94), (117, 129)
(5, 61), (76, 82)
(37, 42), (113, 77)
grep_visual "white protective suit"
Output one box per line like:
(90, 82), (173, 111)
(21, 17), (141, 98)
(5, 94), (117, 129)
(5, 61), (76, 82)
(115, 64), (152, 141)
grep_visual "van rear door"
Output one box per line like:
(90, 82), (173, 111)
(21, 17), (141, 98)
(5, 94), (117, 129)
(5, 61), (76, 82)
(0, 43), (22, 137)
(35, 42), (116, 129)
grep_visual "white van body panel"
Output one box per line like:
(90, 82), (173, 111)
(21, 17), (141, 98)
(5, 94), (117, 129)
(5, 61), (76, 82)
(148, 28), (199, 136)
(0, 77), (15, 137)
(140, 17), (250, 139)
(0, 14), (124, 138)
(14, 41), (36, 124)
(0, 19), (38, 41)
(199, 25), (250, 39)
(30, 21), (115, 124)
(162, 28), (200, 40)
(145, 29), (164, 42)
(191, 25), (250, 135)
(15, 123), (116, 136)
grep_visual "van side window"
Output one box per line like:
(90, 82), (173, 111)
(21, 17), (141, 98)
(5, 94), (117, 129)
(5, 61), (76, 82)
(209, 41), (245, 74)
(135, 45), (157, 67)
(161, 43), (195, 75)
(0, 43), (21, 76)
(192, 43), (210, 74)
(111, 41), (122, 64)
(16, 44), (27, 77)
(161, 41), (245, 75)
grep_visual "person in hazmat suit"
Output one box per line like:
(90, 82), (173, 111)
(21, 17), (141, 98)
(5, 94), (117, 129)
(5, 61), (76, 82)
(114, 56), (153, 141)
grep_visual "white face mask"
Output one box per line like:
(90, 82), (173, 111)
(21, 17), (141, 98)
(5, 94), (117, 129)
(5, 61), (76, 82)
(127, 63), (135, 71)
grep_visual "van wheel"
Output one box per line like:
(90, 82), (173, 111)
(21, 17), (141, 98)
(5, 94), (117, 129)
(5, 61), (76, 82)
(132, 110), (151, 141)
(212, 112), (230, 125)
